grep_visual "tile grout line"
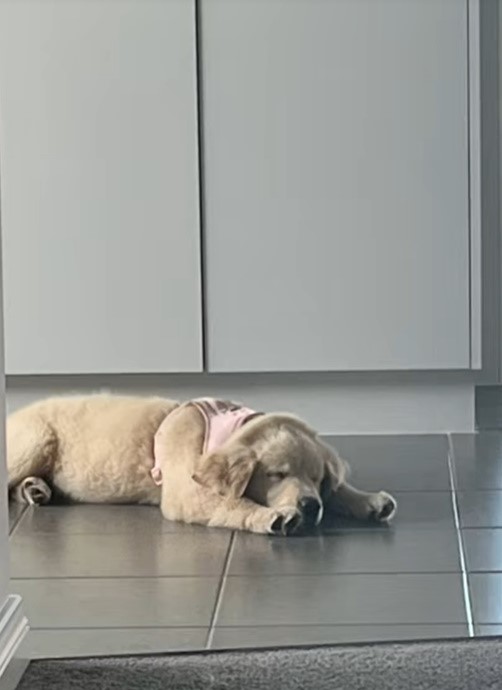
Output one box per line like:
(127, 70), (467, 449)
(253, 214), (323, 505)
(205, 531), (236, 650)
(9, 569), (474, 582)
(446, 434), (474, 637)
(8, 504), (28, 537)
(27, 622), (469, 631)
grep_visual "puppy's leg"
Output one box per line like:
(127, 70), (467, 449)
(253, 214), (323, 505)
(206, 498), (302, 535)
(328, 482), (397, 523)
(7, 410), (57, 504)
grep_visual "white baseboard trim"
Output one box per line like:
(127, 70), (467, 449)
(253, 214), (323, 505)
(7, 374), (476, 434)
(0, 595), (29, 690)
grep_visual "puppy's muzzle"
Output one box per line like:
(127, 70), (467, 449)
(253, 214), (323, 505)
(298, 496), (322, 527)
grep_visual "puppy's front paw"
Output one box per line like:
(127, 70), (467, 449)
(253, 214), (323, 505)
(368, 491), (397, 522)
(268, 507), (302, 536)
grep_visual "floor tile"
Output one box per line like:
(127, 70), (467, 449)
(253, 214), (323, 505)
(14, 504), (205, 536)
(452, 434), (502, 490)
(12, 577), (219, 628)
(217, 574), (466, 626)
(8, 503), (26, 534)
(457, 491), (502, 528)
(323, 491), (455, 531)
(24, 628), (208, 659)
(463, 529), (502, 572)
(470, 574), (502, 624)
(14, 492), (455, 535)
(10, 530), (231, 578)
(326, 435), (450, 491)
(228, 530), (461, 576)
(211, 624), (468, 649)
(476, 625), (502, 637)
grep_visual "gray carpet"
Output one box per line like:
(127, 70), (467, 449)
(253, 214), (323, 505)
(17, 637), (502, 690)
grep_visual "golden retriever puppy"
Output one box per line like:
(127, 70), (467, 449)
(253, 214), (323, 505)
(7, 395), (397, 535)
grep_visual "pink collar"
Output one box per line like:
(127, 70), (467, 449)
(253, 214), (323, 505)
(151, 398), (261, 486)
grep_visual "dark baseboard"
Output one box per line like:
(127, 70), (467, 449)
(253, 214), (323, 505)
(476, 386), (502, 429)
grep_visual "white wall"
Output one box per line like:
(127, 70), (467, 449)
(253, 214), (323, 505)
(0, 210), (28, 690)
(0, 249), (8, 603)
(0, 421), (8, 605)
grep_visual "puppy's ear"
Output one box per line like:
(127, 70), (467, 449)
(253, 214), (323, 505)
(320, 445), (348, 503)
(193, 446), (258, 499)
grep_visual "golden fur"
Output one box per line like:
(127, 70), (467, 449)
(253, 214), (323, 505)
(7, 395), (397, 535)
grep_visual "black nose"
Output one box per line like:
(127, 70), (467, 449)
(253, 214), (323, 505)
(299, 497), (321, 524)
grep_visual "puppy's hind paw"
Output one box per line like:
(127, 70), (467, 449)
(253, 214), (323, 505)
(13, 477), (52, 506)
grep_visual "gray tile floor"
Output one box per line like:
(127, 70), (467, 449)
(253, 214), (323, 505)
(8, 433), (502, 658)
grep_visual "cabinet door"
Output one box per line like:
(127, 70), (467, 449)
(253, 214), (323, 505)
(202, 0), (473, 372)
(0, 0), (202, 374)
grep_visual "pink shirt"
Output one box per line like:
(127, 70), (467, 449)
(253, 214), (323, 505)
(151, 398), (260, 486)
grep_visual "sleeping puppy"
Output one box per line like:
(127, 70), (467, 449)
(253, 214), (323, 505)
(7, 395), (397, 535)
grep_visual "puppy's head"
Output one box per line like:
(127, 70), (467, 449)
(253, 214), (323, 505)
(193, 417), (346, 531)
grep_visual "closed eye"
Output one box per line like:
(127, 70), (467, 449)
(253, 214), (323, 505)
(267, 470), (288, 482)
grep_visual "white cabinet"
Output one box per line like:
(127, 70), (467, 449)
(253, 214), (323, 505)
(0, 0), (202, 374)
(0, 0), (482, 376)
(201, 0), (479, 372)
